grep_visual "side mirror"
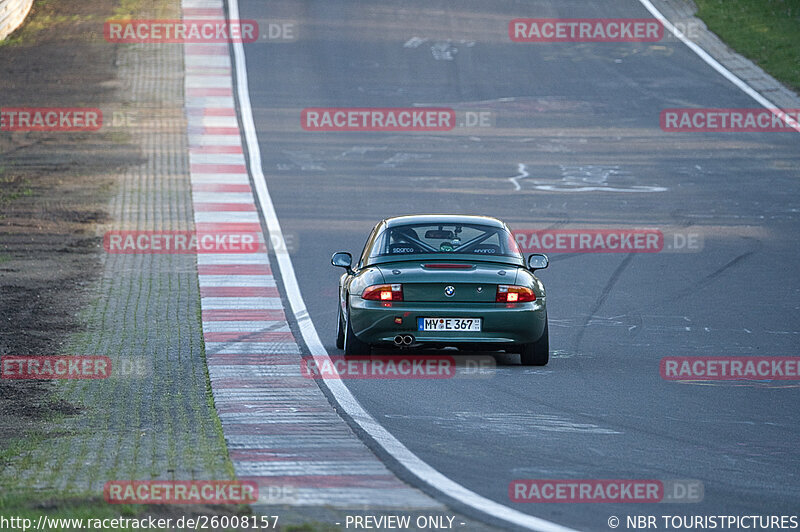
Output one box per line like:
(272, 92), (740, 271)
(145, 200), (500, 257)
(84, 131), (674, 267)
(331, 252), (353, 273)
(527, 253), (549, 271)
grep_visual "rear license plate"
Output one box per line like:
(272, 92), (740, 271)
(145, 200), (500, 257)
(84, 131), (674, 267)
(418, 318), (482, 332)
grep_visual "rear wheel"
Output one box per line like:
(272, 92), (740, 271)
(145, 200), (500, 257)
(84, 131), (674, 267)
(335, 307), (345, 349)
(520, 319), (548, 366)
(344, 306), (371, 356)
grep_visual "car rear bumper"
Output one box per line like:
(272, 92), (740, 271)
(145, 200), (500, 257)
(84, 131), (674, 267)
(348, 298), (547, 346)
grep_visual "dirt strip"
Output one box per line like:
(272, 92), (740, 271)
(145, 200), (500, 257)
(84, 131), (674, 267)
(0, 0), (135, 449)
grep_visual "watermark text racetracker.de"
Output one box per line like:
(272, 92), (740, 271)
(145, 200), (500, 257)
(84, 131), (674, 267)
(104, 480), (257, 504)
(0, 108), (102, 132)
(104, 19), (258, 43)
(302, 108), (455, 132)
(509, 479), (703, 503)
(513, 229), (703, 254)
(104, 230), (261, 254)
(1, 356), (111, 380)
(661, 356), (800, 381)
(103, 230), (298, 255)
(510, 18), (706, 43)
(661, 108), (800, 133)
(300, 107), (496, 132)
(104, 19), (297, 43)
(510, 18), (663, 42)
(301, 355), (496, 379)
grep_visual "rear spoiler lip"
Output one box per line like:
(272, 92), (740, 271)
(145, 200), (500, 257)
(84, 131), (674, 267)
(367, 254), (524, 268)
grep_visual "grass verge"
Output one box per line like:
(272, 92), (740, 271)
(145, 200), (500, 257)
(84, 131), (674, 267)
(693, 0), (800, 92)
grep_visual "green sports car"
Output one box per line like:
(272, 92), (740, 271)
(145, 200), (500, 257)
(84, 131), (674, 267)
(331, 215), (550, 365)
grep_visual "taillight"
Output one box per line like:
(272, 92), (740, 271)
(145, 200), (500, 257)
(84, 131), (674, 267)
(362, 284), (403, 301)
(496, 285), (536, 303)
(423, 263), (473, 269)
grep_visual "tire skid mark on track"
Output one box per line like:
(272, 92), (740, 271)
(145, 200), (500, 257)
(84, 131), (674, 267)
(573, 253), (636, 351)
(668, 248), (758, 303)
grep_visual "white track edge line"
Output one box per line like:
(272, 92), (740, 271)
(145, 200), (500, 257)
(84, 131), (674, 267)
(636, 0), (800, 133)
(226, 1), (577, 530)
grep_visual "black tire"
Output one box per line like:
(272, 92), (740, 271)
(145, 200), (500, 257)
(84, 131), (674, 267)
(335, 307), (345, 349)
(344, 307), (371, 356)
(520, 319), (549, 366)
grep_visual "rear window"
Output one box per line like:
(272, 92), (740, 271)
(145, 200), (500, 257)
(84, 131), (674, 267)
(368, 223), (522, 258)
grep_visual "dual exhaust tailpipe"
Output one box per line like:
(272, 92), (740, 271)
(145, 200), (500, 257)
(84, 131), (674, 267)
(393, 334), (415, 347)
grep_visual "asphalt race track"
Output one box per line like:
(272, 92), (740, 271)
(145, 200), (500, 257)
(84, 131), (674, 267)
(236, 1), (799, 530)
